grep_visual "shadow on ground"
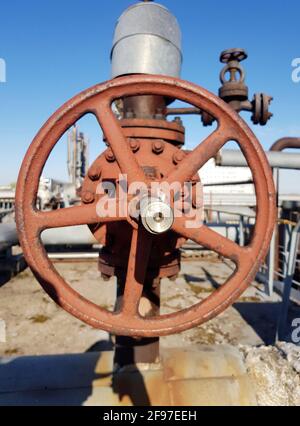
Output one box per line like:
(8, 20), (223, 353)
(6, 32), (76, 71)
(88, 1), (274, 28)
(234, 302), (300, 345)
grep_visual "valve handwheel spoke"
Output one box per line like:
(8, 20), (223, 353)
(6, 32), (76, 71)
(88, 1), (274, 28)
(94, 100), (147, 186)
(171, 217), (248, 264)
(16, 75), (276, 337)
(120, 227), (153, 317)
(34, 202), (126, 232)
(166, 124), (231, 185)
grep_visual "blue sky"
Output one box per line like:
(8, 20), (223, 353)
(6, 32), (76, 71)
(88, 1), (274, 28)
(0, 0), (300, 191)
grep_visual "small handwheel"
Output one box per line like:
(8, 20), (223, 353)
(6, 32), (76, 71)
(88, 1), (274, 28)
(220, 48), (248, 64)
(15, 75), (276, 337)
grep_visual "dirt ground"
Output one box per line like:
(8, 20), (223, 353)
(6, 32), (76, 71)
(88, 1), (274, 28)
(0, 258), (299, 405)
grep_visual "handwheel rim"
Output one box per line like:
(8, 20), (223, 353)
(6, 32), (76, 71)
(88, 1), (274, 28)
(15, 75), (276, 337)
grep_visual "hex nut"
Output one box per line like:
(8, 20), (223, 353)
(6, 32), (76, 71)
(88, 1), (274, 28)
(105, 148), (115, 162)
(173, 150), (186, 165)
(152, 140), (164, 154)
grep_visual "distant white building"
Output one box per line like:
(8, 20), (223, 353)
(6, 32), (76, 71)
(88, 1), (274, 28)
(199, 159), (256, 208)
(0, 186), (15, 211)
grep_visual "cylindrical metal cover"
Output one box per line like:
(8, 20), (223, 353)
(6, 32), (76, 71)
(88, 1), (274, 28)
(111, 2), (182, 78)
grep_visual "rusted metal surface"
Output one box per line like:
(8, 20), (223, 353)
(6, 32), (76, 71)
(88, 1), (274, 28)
(217, 48), (273, 126)
(166, 107), (201, 116)
(86, 128), (189, 282)
(270, 137), (300, 152)
(120, 118), (185, 145)
(167, 48), (273, 127)
(251, 93), (273, 125)
(122, 95), (166, 119)
(15, 75), (276, 337)
(219, 48), (249, 102)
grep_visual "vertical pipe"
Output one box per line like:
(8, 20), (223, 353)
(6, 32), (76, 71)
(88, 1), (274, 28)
(239, 215), (245, 246)
(267, 168), (279, 296)
(277, 221), (300, 340)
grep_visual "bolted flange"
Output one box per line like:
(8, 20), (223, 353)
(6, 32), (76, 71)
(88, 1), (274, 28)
(251, 93), (273, 126)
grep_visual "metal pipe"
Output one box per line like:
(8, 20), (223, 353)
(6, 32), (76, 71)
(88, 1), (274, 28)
(216, 150), (300, 169)
(166, 107), (201, 116)
(239, 217), (245, 247)
(266, 138), (300, 296)
(41, 226), (97, 246)
(270, 137), (300, 152)
(277, 220), (300, 340)
(49, 252), (99, 261)
(1, 221), (247, 254)
(266, 168), (279, 296)
(0, 224), (18, 251)
(204, 179), (253, 187)
(0, 223), (97, 250)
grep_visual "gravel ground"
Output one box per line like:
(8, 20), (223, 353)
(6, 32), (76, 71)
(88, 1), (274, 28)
(0, 258), (299, 406)
(241, 344), (300, 406)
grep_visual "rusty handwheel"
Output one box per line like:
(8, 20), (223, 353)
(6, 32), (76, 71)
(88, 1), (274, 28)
(15, 75), (276, 337)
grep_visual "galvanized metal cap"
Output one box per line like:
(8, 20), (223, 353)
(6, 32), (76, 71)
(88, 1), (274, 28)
(111, 1), (182, 78)
(140, 196), (174, 235)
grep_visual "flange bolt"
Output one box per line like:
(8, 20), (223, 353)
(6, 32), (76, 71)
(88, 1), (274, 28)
(152, 140), (164, 154)
(105, 148), (115, 162)
(173, 150), (186, 165)
(129, 139), (140, 153)
(82, 191), (95, 204)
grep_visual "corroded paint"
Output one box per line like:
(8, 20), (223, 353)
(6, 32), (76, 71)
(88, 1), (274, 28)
(15, 75), (276, 337)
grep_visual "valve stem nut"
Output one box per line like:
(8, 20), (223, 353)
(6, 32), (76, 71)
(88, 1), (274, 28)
(82, 191), (95, 204)
(152, 140), (164, 154)
(140, 197), (174, 234)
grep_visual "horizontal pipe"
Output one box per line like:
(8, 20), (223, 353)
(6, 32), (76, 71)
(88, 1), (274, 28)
(204, 179), (253, 187)
(166, 107), (201, 116)
(0, 224), (97, 250)
(0, 222), (244, 252)
(0, 224), (18, 250)
(48, 252), (99, 260)
(41, 226), (97, 245)
(216, 150), (300, 169)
